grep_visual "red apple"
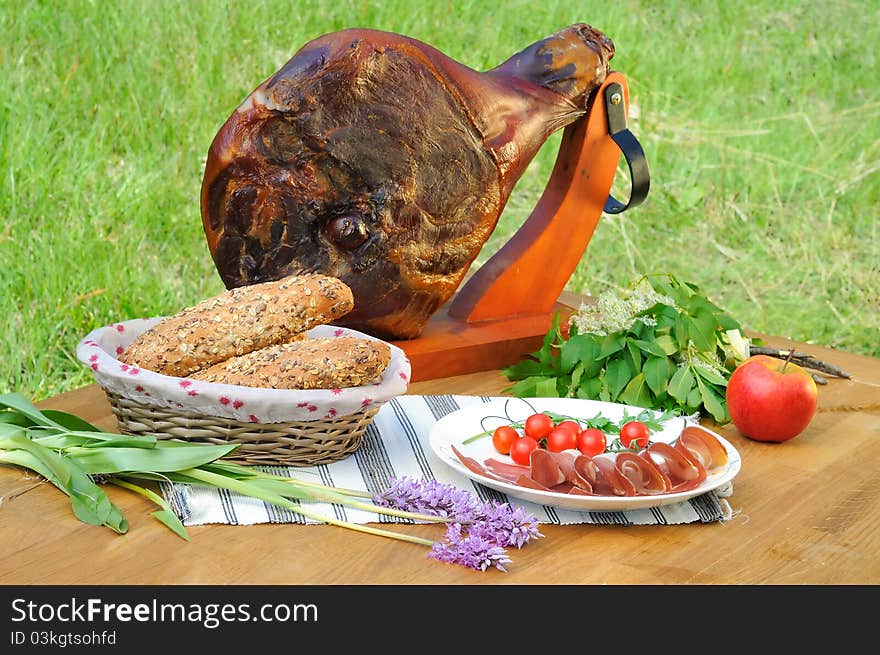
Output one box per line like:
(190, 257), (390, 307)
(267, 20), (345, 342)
(725, 355), (818, 442)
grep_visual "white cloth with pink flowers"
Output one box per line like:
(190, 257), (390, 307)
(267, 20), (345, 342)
(77, 317), (411, 422)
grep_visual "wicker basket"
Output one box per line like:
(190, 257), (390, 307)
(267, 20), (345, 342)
(105, 390), (380, 466)
(78, 319), (410, 467)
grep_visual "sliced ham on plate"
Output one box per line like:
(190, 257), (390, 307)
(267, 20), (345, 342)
(450, 422), (730, 499)
(613, 452), (672, 495)
(676, 425), (729, 471)
(642, 442), (707, 493)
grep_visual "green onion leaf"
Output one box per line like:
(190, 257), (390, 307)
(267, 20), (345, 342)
(110, 478), (190, 541)
(2, 432), (127, 533)
(0, 392), (65, 429)
(40, 410), (103, 432)
(66, 443), (239, 474)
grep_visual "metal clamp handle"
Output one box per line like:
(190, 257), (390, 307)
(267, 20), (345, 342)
(603, 82), (650, 214)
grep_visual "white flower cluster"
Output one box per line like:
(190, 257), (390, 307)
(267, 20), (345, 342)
(570, 278), (676, 336)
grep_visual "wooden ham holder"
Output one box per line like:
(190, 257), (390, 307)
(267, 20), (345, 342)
(390, 72), (650, 382)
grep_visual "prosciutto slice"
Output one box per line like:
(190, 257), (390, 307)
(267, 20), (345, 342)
(450, 445), (519, 484)
(676, 425), (729, 471)
(528, 449), (579, 488)
(484, 457), (531, 481)
(515, 474), (553, 491)
(589, 454), (637, 496)
(643, 442), (707, 493)
(613, 452), (672, 495)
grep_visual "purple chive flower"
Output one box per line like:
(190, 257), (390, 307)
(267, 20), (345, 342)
(430, 523), (512, 572)
(465, 502), (543, 549)
(375, 476), (478, 519)
(374, 476), (543, 548)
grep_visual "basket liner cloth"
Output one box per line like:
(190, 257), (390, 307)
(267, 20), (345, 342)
(77, 318), (411, 423)
(160, 394), (734, 528)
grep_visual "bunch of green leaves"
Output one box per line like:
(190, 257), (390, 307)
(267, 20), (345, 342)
(0, 393), (450, 545)
(503, 274), (750, 423)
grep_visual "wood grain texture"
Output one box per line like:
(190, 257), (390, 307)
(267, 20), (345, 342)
(1, 332), (878, 585)
(390, 300), (575, 382)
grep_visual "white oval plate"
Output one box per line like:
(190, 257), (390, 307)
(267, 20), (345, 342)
(428, 397), (741, 511)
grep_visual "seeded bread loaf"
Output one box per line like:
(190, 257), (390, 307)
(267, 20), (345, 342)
(120, 275), (354, 377)
(190, 337), (391, 390)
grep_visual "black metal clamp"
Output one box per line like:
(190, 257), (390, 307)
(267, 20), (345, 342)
(603, 82), (650, 214)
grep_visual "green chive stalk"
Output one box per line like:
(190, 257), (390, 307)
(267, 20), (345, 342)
(0, 392), (448, 547)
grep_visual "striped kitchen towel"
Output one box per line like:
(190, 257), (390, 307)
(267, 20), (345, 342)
(160, 394), (734, 527)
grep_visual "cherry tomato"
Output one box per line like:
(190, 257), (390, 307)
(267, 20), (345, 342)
(509, 436), (539, 465)
(620, 421), (651, 449)
(555, 420), (582, 437)
(524, 413), (554, 440)
(577, 428), (607, 457)
(546, 426), (578, 453)
(491, 425), (519, 455)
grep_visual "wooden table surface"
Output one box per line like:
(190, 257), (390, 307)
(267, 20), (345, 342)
(1, 334), (878, 585)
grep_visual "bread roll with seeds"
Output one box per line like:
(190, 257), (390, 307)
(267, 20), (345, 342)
(120, 275), (354, 377)
(190, 337), (391, 389)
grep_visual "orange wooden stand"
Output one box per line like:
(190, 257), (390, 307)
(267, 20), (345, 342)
(392, 72), (636, 382)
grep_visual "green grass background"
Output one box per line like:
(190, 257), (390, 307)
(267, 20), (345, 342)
(1, 0), (877, 401)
